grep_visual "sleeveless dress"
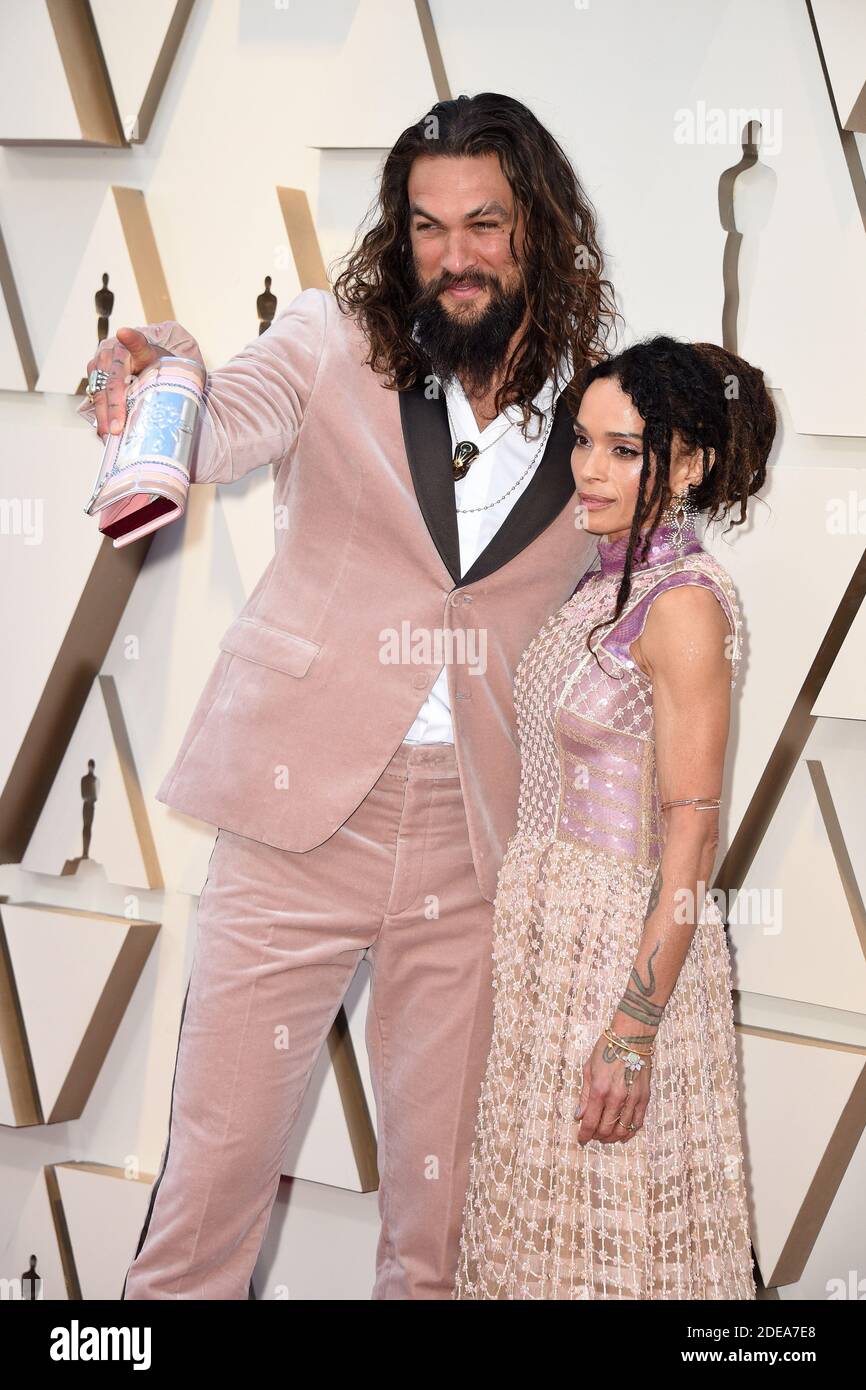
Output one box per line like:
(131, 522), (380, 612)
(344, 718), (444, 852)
(453, 517), (756, 1300)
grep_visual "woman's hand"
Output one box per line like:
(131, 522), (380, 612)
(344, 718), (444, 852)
(574, 1032), (652, 1144)
(84, 328), (169, 441)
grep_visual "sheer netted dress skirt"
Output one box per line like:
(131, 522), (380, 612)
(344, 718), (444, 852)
(453, 833), (756, 1300)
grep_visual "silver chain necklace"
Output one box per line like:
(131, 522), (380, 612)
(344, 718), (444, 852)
(453, 410), (555, 514)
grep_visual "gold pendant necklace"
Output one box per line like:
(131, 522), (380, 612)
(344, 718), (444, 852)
(452, 441), (479, 480)
(455, 412), (554, 514)
(446, 400), (517, 480)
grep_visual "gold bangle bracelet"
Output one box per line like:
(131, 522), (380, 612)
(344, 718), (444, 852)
(660, 796), (721, 811)
(604, 1028), (654, 1057)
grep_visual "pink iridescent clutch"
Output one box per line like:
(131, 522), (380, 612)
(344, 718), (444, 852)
(82, 354), (206, 547)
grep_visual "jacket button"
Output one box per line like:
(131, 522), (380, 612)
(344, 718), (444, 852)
(412, 672), (429, 689)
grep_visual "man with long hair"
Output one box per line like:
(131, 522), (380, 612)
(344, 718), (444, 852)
(80, 92), (616, 1300)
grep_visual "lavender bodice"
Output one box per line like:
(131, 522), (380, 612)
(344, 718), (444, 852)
(511, 518), (742, 868)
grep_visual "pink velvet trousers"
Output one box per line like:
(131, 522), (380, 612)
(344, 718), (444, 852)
(121, 741), (495, 1300)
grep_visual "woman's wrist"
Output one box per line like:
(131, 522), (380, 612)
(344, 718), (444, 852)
(608, 1010), (659, 1045)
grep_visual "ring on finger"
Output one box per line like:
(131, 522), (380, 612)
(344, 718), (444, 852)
(86, 367), (109, 401)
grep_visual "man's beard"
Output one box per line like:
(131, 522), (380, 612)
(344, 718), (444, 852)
(409, 265), (526, 398)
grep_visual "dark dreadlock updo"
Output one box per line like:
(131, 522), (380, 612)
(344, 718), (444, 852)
(579, 335), (776, 662)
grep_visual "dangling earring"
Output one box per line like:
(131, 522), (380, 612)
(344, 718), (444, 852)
(660, 484), (698, 549)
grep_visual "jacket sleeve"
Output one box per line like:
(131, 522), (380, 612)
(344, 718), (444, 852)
(75, 286), (329, 485)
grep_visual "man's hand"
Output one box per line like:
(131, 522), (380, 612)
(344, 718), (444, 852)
(84, 327), (169, 440)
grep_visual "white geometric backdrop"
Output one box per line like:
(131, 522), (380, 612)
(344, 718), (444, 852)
(0, 0), (864, 1300)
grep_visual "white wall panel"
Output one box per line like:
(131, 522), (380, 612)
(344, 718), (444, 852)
(1, 0), (864, 1300)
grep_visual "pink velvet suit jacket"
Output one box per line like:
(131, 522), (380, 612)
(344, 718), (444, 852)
(78, 289), (597, 901)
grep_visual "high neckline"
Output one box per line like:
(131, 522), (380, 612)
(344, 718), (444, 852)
(596, 515), (703, 577)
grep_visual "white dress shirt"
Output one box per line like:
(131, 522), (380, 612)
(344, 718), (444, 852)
(403, 362), (568, 743)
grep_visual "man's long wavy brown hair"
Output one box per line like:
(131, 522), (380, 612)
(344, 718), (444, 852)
(331, 92), (620, 432)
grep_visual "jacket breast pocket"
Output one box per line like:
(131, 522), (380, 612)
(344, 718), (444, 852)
(217, 615), (322, 677)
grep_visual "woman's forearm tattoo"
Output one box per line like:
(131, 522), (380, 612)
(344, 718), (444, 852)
(616, 937), (667, 1032)
(644, 866), (663, 922)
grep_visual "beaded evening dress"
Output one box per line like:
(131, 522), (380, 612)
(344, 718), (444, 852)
(453, 515), (756, 1300)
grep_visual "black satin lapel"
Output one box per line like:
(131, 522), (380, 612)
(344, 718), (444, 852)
(459, 395), (577, 587)
(398, 384), (461, 584)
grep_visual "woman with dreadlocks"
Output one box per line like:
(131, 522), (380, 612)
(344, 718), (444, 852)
(454, 336), (776, 1300)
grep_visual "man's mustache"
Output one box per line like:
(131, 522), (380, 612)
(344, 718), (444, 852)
(410, 270), (497, 309)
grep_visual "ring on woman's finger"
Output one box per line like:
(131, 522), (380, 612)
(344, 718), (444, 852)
(86, 367), (109, 401)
